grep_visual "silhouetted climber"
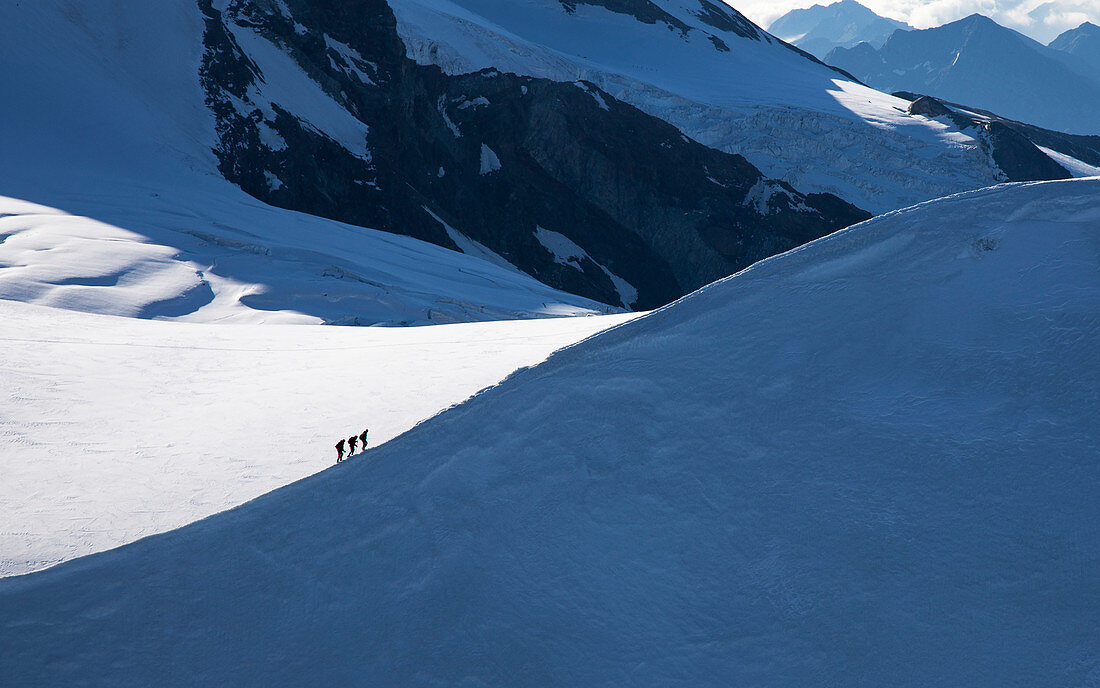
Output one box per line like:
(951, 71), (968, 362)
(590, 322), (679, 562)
(359, 428), (369, 448)
(348, 434), (358, 455)
(335, 438), (346, 463)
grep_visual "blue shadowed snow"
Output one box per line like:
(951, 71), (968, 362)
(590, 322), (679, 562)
(1, 178), (1098, 686)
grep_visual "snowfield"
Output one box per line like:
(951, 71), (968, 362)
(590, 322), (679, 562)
(0, 301), (636, 577)
(0, 0), (632, 582)
(2, 178), (1096, 686)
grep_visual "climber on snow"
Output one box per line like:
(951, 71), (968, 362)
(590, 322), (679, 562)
(335, 438), (346, 463)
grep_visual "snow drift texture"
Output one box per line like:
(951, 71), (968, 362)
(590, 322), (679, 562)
(2, 178), (1097, 686)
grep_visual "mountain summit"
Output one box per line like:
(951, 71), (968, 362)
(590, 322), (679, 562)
(1049, 21), (1100, 70)
(769, 0), (911, 59)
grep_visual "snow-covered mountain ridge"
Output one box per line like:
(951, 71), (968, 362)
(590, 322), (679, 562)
(0, 185), (617, 325)
(891, 92), (1100, 181)
(3, 177), (1097, 685)
(4, 0), (1093, 320)
(199, 0), (868, 309)
(0, 0), (871, 317)
(388, 0), (1019, 214)
(769, 0), (912, 58)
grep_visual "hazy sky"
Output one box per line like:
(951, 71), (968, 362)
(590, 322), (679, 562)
(730, 0), (1100, 44)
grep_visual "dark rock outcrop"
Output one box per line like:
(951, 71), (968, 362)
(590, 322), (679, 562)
(201, 0), (869, 310)
(908, 96), (951, 118)
(980, 121), (1074, 181)
(893, 91), (1093, 182)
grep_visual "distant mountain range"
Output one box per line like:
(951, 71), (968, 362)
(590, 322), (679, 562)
(768, 0), (911, 59)
(826, 14), (1100, 134)
(1049, 21), (1100, 81)
(1051, 21), (1100, 58)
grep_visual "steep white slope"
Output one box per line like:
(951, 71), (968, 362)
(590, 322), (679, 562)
(389, 0), (1004, 213)
(3, 179), (1097, 686)
(1037, 146), (1100, 177)
(0, 0), (606, 323)
(0, 300), (636, 576)
(0, 186), (613, 325)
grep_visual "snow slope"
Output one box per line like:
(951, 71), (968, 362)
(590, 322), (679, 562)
(388, 0), (1005, 213)
(0, 0), (628, 576)
(0, 0), (608, 324)
(0, 185), (614, 326)
(0, 299), (636, 576)
(3, 178), (1097, 685)
(1037, 145), (1100, 177)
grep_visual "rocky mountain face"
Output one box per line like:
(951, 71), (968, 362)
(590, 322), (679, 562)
(200, 0), (867, 311)
(769, 0), (911, 59)
(1050, 21), (1100, 60)
(1048, 22), (1100, 82)
(827, 14), (1100, 135)
(386, 0), (1013, 215)
(893, 91), (1100, 180)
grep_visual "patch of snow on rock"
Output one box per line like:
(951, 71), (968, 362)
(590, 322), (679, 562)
(457, 96), (490, 109)
(1037, 146), (1100, 178)
(263, 170), (283, 190)
(743, 179), (813, 215)
(479, 144), (502, 174)
(226, 23), (372, 160)
(574, 81), (610, 111)
(323, 33), (377, 86)
(535, 225), (638, 306)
